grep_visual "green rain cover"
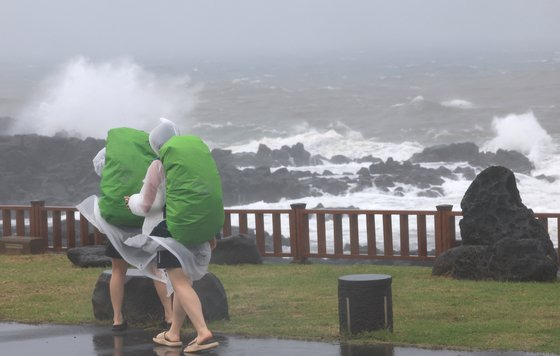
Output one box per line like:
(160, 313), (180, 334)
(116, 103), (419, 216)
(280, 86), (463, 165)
(160, 135), (224, 246)
(99, 128), (155, 227)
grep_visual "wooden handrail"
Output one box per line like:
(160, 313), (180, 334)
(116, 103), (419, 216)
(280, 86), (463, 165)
(1, 201), (558, 263)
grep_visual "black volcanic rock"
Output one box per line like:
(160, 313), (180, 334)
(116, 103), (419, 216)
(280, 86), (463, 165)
(288, 142), (311, 166)
(235, 143), (313, 168)
(411, 142), (534, 174)
(373, 175), (396, 191)
(271, 146), (291, 166)
(210, 234), (262, 265)
(350, 175), (373, 192)
(255, 144), (273, 167)
(92, 270), (228, 324)
(310, 177), (349, 195)
(460, 166), (541, 246)
(453, 166), (477, 180)
(471, 149), (534, 174)
(369, 158), (454, 189)
(67, 245), (111, 268)
(410, 142), (479, 163)
(0, 135), (535, 210)
(433, 166), (558, 281)
(357, 167), (370, 176)
(356, 155), (383, 164)
(0, 134), (104, 205)
(330, 155), (352, 164)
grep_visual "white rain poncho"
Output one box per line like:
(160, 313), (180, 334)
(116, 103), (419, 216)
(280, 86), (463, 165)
(77, 119), (211, 295)
(76, 195), (165, 282)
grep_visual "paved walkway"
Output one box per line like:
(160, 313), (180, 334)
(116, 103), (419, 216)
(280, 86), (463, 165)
(0, 322), (555, 356)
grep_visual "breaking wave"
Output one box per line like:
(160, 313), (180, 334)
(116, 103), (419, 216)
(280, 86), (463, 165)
(11, 57), (200, 138)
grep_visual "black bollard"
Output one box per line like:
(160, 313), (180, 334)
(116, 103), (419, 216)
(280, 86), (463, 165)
(338, 274), (393, 334)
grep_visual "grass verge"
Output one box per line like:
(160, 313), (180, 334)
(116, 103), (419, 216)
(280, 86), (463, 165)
(0, 254), (558, 354)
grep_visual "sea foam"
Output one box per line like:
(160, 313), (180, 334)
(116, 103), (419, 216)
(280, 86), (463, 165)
(226, 123), (423, 161)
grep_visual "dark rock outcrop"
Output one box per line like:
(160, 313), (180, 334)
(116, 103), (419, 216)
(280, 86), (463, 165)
(193, 272), (230, 321)
(289, 142), (311, 166)
(369, 158), (454, 189)
(472, 149), (534, 175)
(67, 245), (111, 268)
(0, 134), (539, 208)
(453, 166), (476, 180)
(92, 269), (167, 324)
(432, 166), (558, 281)
(92, 270), (228, 324)
(410, 142), (534, 174)
(215, 143), (314, 168)
(330, 154), (352, 164)
(211, 234), (262, 265)
(0, 134), (104, 205)
(410, 142), (480, 163)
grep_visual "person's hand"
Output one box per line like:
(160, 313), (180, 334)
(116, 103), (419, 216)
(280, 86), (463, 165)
(209, 237), (217, 250)
(124, 196), (130, 210)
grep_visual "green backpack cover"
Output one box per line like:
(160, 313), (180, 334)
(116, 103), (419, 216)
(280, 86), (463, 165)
(99, 128), (155, 227)
(160, 135), (224, 246)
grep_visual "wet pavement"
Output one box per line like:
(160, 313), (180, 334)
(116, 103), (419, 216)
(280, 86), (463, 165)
(0, 322), (556, 356)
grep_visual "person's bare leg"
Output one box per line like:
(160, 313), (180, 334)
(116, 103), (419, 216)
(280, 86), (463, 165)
(160, 291), (187, 342)
(110, 258), (128, 325)
(153, 280), (173, 325)
(166, 268), (213, 344)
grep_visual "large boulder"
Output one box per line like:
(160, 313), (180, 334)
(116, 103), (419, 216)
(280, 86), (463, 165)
(92, 269), (163, 324)
(67, 245), (111, 268)
(211, 234), (262, 265)
(194, 272), (230, 321)
(433, 166), (558, 281)
(92, 270), (229, 324)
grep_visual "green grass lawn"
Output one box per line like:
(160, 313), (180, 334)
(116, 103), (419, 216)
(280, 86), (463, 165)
(0, 253), (558, 354)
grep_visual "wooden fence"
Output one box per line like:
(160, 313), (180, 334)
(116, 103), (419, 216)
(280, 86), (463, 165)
(1, 201), (559, 262)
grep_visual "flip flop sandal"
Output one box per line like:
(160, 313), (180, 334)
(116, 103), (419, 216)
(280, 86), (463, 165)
(183, 339), (219, 353)
(153, 331), (183, 347)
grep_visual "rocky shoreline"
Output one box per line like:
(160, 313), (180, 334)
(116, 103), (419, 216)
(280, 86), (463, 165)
(0, 134), (546, 207)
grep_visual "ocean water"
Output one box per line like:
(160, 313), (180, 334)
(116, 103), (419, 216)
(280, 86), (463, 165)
(2, 51), (560, 215)
(187, 52), (560, 215)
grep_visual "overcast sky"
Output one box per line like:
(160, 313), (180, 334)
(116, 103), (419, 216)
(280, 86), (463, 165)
(1, 0), (560, 63)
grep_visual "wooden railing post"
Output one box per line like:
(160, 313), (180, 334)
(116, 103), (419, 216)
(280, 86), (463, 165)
(30, 200), (49, 250)
(435, 204), (453, 255)
(290, 203), (309, 263)
(30, 200), (45, 238)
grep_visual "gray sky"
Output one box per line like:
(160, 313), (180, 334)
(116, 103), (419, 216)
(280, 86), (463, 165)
(1, 0), (560, 63)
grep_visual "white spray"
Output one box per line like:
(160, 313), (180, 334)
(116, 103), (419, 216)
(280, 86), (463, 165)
(11, 57), (201, 138)
(482, 111), (554, 165)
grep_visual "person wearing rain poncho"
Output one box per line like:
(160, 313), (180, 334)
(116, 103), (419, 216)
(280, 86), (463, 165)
(77, 127), (173, 331)
(125, 118), (224, 353)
